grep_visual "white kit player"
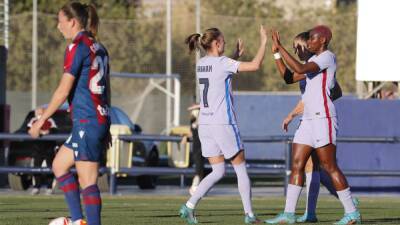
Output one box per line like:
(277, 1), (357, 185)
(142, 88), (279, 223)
(272, 31), (359, 224)
(179, 26), (267, 224)
(265, 26), (361, 225)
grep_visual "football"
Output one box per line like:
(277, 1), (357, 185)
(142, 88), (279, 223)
(48, 217), (71, 225)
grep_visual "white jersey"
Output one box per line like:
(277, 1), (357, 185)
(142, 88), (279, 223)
(302, 50), (337, 119)
(197, 56), (240, 125)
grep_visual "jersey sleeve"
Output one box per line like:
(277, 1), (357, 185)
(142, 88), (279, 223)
(221, 56), (240, 74)
(63, 43), (89, 78)
(310, 51), (335, 72)
(306, 52), (335, 79)
(299, 79), (307, 94)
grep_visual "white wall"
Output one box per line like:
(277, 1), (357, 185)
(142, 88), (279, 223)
(356, 0), (400, 81)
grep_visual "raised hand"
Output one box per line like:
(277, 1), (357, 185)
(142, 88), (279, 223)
(271, 42), (279, 53)
(271, 30), (281, 47)
(236, 38), (244, 58)
(260, 25), (268, 45)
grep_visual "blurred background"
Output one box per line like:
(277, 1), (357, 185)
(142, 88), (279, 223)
(0, 0), (399, 193)
(1, 0), (361, 133)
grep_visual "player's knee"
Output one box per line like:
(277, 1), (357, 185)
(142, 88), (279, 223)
(78, 175), (97, 188)
(291, 159), (305, 173)
(230, 150), (245, 164)
(214, 167), (225, 180)
(78, 177), (92, 189)
(320, 162), (336, 173)
(78, 176), (84, 186)
(211, 166), (225, 181)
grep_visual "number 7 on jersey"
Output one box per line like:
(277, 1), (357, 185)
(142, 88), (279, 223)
(199, 78), (209, 108)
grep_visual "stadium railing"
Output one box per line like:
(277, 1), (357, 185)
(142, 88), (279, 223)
(0, 133), (399, 195)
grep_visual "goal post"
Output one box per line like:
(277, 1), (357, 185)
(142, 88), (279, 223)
(110, 72), (181, 134)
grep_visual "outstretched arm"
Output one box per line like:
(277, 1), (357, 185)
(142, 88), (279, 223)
(238, 25), (267, 72)
(272, 42), (306, 83)
(272, 42), (286, 77)
(272, 30), (320, 74)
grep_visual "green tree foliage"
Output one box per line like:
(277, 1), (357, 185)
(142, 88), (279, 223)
(6, 0), (357, 94)
(199, 0), (357, 93)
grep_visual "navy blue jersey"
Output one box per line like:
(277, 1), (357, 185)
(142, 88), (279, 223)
(63, 31), (110, 124)
(299, 79), (306, 95)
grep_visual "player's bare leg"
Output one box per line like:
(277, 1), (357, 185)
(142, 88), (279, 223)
(266, 143), (313, 224)
(316, 144), (361, 224)
(285, 144), (313, 213)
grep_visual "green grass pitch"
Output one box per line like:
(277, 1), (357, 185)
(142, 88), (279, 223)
(0, 195), (399, 224)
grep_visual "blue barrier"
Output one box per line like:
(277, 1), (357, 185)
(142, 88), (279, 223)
(235, 94), (400, 188)
(0, 133), (69, 141)
(1, 133), (400, 195)
(0, 166), (109, 174)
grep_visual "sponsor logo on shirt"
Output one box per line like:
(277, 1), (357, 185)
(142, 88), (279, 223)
(201, 112), (214, 116)
(97, 105), (109, 116)
(68, 43), (75, 51)
(227, 58), (236, 65)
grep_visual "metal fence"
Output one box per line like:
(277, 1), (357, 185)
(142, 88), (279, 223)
(0, 132), (399, 195)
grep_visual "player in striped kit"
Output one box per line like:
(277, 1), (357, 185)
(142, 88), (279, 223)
(265, 26), (361, 225)
(179, 25), (267, 224)
(29, 2), (110, 225)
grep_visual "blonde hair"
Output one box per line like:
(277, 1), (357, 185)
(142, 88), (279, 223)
(185, 28), (222, 53)
(293, 31), (310, 53)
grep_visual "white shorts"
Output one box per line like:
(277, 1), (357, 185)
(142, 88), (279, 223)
(293, 117), (338, 148)
(198, 124), (244, 159)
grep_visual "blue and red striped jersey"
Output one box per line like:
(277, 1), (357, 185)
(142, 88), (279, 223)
(63, 31), (110, 124)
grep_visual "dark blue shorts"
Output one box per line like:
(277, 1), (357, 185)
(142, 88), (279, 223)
(64, 119), (111, 162)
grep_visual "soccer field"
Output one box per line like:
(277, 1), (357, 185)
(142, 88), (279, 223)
(0, 195), (399, 225)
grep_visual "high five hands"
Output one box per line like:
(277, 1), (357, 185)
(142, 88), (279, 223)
(260, 25), (268, 45)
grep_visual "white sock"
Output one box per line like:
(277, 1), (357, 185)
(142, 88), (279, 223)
(186, 201), (195, 209)
(284, 184), (302, 213)
(337, 187), (356, 214)
(305, 171), (320, 215)
(233, 162), (253, 216)
(187, 162), (225, 208)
